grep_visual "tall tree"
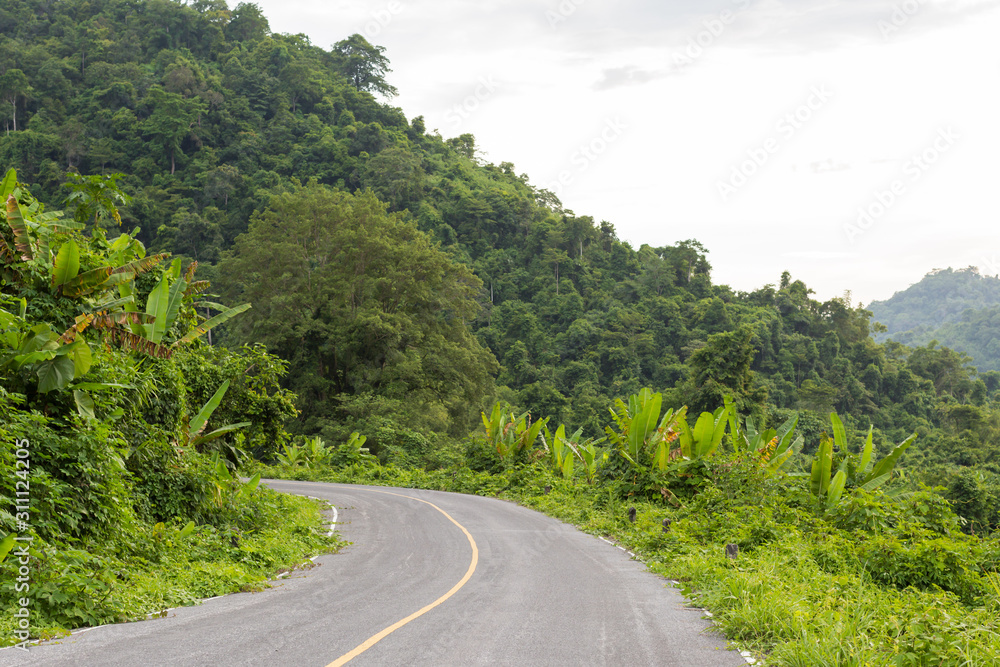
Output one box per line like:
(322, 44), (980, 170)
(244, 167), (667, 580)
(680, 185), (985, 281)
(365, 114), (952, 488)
(0, 69), (31, 133)
(218, 185), (497, 438)
(141, 86), (204, 174)
(330, 34), (398, 98)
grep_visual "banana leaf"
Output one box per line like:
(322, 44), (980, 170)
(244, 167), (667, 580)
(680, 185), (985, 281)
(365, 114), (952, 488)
(61, 266), (114, 298)
(52, 238), (80, 287)
(0, 532), (14, 564)
(868, 432), (917, 482)
(145, 274), (170, 342)
(6, 195), (31, 260)
(859, 426), (875, 479)
(240, 473), (261, 500)
(172, 303), (251, 347)
(830, 412), (847, 452)
(190, 380), (230, 438)
(826, 469), (847, 508)
(0, 168), (16, 201)
(192, 422), (251, 448)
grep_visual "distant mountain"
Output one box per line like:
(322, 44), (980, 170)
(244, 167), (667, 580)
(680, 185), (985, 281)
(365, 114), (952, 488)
(868, 267), (1000, 372)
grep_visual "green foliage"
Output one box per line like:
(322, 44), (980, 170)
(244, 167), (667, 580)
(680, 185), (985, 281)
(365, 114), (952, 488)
(277, 436), (332, 469)
(174, 344), (298, 460)
(329, 432), (378, 468)
(481, 402), (547, 463)
(807, 412), (918, 509)
(1, 0), (994, 486)
(218, 184), (498, 444)
(62, 172), (132, 228)
(0, 176), (338, 645)
(727, 404), (802, 476)
(604, 388), (686, 470)
(870, 266), (1000, 372)
(331, 34), (398, 97)
(207, 451), (260, 509)
(275, 432), (377, 471)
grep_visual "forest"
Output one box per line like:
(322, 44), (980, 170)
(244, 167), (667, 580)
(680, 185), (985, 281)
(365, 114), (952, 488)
(2, 0), (1000, 663)
(869, 266), (1000, 374)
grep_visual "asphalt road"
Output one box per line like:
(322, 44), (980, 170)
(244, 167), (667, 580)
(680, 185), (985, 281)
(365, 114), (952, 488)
(0, 481), (746, 666)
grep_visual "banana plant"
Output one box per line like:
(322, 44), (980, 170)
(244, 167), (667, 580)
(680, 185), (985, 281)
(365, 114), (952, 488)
(176, 380), (251, 452)
(724, 397), (802, 476)
(605, 388), (686, 470)
(304, 436), (333, 466)
(3, 177), (160, 301)
(541, 423), (578, 478)
(117, 258), (250, 353)
(810, 435), (845, 508)
(276, 442), (309, 468)
(208, 451), (260, 508)
(809, 413), (917, 508)
(276, 436), (337, 468)
(829, 412), (917, 490)
(541, 422), (607, 481)
(332, 431), (378, 467)
(576, 439), (607, 484)
(677, 404), (731, 461)
(482, 403), (548, 461)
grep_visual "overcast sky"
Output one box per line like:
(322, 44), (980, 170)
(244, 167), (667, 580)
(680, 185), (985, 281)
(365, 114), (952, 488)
(251, 0), (1000, 305)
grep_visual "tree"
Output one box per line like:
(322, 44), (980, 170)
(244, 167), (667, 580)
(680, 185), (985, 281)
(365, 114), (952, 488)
(225, 2), (270, 42)
(141, 86), (204, 175)
(218, 184), (497, 438)
(688, 325), (767, 416)
(330, 34), (398, 98)
(62, 172), (132, 227)
(0, 69), (31, 133)
(361, 146), (424, 211)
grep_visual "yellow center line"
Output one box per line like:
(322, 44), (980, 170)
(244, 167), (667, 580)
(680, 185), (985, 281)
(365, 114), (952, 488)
(326, 489), (479, 667)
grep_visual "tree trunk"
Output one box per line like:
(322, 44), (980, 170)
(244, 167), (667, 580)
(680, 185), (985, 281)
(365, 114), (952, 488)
(170, 149), (176, 175)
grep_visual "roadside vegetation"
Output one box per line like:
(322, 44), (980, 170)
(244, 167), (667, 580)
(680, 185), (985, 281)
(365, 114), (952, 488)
(0, 171), (341, 646)
(264, 395), (1000, 665)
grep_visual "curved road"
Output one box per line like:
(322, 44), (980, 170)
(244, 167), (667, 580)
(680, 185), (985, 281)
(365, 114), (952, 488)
(1, 481), (744, 666)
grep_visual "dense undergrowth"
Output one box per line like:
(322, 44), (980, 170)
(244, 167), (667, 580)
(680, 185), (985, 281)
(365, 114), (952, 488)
(0, 171), (342, 648)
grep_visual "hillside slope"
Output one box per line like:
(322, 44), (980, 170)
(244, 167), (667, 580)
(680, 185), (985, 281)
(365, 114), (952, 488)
(868, 267), (1000, 372)
(1, 0), (998, 482)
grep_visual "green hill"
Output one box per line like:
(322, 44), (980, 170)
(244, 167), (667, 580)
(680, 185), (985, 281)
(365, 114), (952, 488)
(1, 0), (999, 478)
(868, 267), (1000, 372)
